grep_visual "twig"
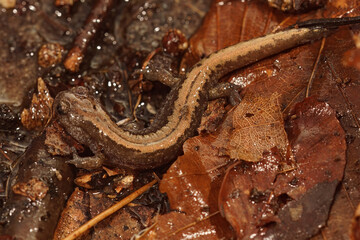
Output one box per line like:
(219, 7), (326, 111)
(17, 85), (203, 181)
(63, 0), (114, 72)
(305, 37), (326, 97)
(164, 211), (220, 238)
(62, 179), (157, 240)
(132, 47), (161, 120)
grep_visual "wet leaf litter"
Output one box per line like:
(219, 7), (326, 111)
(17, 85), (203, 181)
(0, 0), (360, 239)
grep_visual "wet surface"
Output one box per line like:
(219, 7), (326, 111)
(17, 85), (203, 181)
(0, 0), (210, 239)
(122, 0), (209, 52)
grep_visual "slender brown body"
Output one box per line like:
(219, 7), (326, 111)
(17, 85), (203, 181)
(53, 25), (347, 169)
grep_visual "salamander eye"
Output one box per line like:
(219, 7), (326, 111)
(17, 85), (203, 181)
(56, 99), (70, 115)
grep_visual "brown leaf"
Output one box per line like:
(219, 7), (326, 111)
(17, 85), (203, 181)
(160, 135), (232, 216)
(74, 171), (103, 189)
(157, 1), (356, 239)
(228, 93), (290, 162)
(218, 153), (284, 239)
(198, 98), (227, 133)
(218, 98), (346, 238)
(44, 122), (72, 156)
(55, 188), (154, 239)
(188, 0), (287, 56)
(264, 181), (340, 239)
(342, 26), (360, 72)
(140, 211), (225, 240)
(53, 188), (90, 240)
(151, 124), (236, 238)
(351, 204), (360, 240)
(181, 0), (285, 71)
(0, 0), (15, 8)
(12, 178), (49, 201)
(89, 193), (150, 239)
(21, 78), (53, 130)
(306, 13), (360, 239)
(38, 43), (64, 68)
(274, 98), (346, 199)
(267, 0), (326, 11)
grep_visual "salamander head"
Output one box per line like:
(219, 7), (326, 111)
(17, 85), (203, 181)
(53, 86), (105, 141)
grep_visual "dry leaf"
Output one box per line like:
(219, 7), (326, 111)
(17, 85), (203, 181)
(228, 93), (289, 162)
(198, 98), (227, 133)
(219, 97), (346, 238)
(53, 188), (90, 240)
(44, 122), (72, 156)
(55, 0), (75, 7)
(21, 78), (53, 130)
(0, 0), (15, 8)
(38, 43), (64, 68)
(140, 211), (225, 240)
(89, 193), (149, 240)
(267, 0), (326, 11)
(351, 204), (360, 240)
(149, 124), (236, 238)
(12, 178), (49, 201)
(74, 172), (102, 189)
(155, 1), (356, 238)
(218, 152), (283, 239)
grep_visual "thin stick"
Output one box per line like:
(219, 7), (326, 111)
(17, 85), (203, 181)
(306, 37), (326, 97)
(165, 211), (220, 238)
(290, 16), (360, 29)
(62, 179), (157, 240)
(63, 0), (114, 72)
(132, 47), (161, 120)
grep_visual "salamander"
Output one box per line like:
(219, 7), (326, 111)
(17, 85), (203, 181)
(53, 17), (360, 170)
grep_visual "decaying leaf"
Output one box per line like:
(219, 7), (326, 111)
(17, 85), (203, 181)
(343, 33), (360, 71)
(139, 211), (227, 240)
(264, 181), (342, 239)
(0, 0), (15, 8)
(217, 152), (284, 239)
(12, 178), (49, 201)
(89, 193), (152, 240)
(228, 93), (290, 162)
(53, 188), (90, 240)
(267, 0), (326, 11)
(55, 187), (154, 240)
(74, 171), (103, 189)
(38, 43), (64, 68)
(45, 122), (72, 156)
(21, 78), (54, 130)
(219, 97), (346, 239)
(147, 123), (236, 239)
(277, 98), (346, 199)
(151, 0), (356, 238)
(55, 0), (75, 7)
(351, 204), (360, 240)
(198, 98), (227, 133)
